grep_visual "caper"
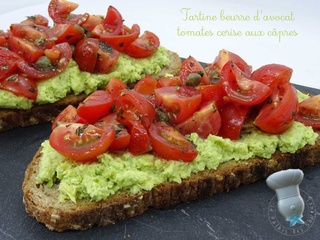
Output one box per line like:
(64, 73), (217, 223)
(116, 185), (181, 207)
(34, 56), (53, 70)
(156, 108), (170, 123)
(185, 73), (202, 87)
(99, 41), (113, 53)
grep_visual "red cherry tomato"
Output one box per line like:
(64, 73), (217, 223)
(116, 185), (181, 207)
(206, 49), (252, 81)
(294, 115), (320, 129)
(20, 14), (49, 27)
(97, 42), (120, 74)
(175, 100), (222, 139)
(77, 90), (115, 124)
(8, 24), (56, 64)
(294, 94), (320, 129)
(197, 83), (226, 109)
(10, 24), (55, 50)
(156, 76), (181, 88)
(120, 119), (151, 156)
(73, 38), (98, 73)
(251, 64), (293, 90)
(52, 23), (85, 45)
(0, 71), (37, 100)
(48, 0), (89, 25)
(106, 77), (128, 97)
(0, 47), (22, 80)
(81, 15), (104, 34)
(99, 24), (140, 52)
(180, 56), (210, 86)
(116, 89), (156, 129)
(148, 122), (198, 162)
(16, 42), (72, 79)
(154, 86), (202, 124)
(73, 38), (119, 74)
(133, 75), (158, 96)
(218, 104), (250, 140)
(221, 61), (272, 106)
(8, 35), (45, 63)
(94, 113), (131, 151)
(125, 31), (160, 58)
(0, 31), (9, 48)
(49, 123), (115, 162)
(51, 105), (88, 130)
(102, 5), (124, 35)
(254, 82), (298, 134)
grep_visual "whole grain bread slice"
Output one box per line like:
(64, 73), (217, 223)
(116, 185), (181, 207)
(22, 132), (320, 232)
(0, 50), (181, 132)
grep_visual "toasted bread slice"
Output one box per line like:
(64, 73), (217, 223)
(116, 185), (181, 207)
(0, 50), (181, 132)
(22, 132), (320, 232)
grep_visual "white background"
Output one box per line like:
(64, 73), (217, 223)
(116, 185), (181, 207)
(1, 0), (319, 89)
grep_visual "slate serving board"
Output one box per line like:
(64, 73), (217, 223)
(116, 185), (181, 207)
(0, 84), (319, 240)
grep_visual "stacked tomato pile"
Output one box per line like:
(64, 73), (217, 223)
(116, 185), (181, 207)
(49, 49), (320, 163)
(0, 0), (159, 101)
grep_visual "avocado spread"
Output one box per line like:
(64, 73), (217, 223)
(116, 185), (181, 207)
(0, 46), (170, 109)
(36, 121), (318, 203)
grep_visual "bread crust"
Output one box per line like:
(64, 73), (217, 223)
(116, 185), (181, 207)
(0, 50), (181, 132)
(22, 133), (320, 232)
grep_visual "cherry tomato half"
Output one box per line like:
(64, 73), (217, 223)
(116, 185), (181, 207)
(125, 31), (160, 58)
(10, 23), (55, 50)
(206, 49), (252, 82)
(117, 89), (156, 129)
(77, 90), (115, 124)
(51, 105), (88, 130)
(99, 24), (140, 52)
(16, 42), (73, 79)
(0, 71), (37, 100)
(221, 61), (272, 106)
(175, 100), (222, 139)
(218, 103), (250, 140)
(20, 14), (49, 27)
(156, 76), (181, 88)
(120, 119), (151, 156)
(254, 82), (298, 134)
(0, 31), (9, 48)
(94, 113), (131, 151)
(81, 15), (104, 34)
(251, 64), (293, 90)
(49, 123), (115, 162)
(294, 94), (320, 129)
(48, 0), (89, 25)
(133, 75), (158, 96)
(197, 83), (226, 110)
(180, 56), (210, 86)
(149, 122), (198, 162)
(154, 86), (202, 124)
(102, 5), (124, 35)
(52, 23), (85, 45)
(9, 23), (56, 64)
(73, 38), (119, 74)
(0, 47), (22, 80)
(106, 77), (128, 97)
(8, 34), (44, 63)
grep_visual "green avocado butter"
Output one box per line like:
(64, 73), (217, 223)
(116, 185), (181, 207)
(0, 46), (170, 108)
(0, 90), (34, 109)
(36, 121), (318, 203)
